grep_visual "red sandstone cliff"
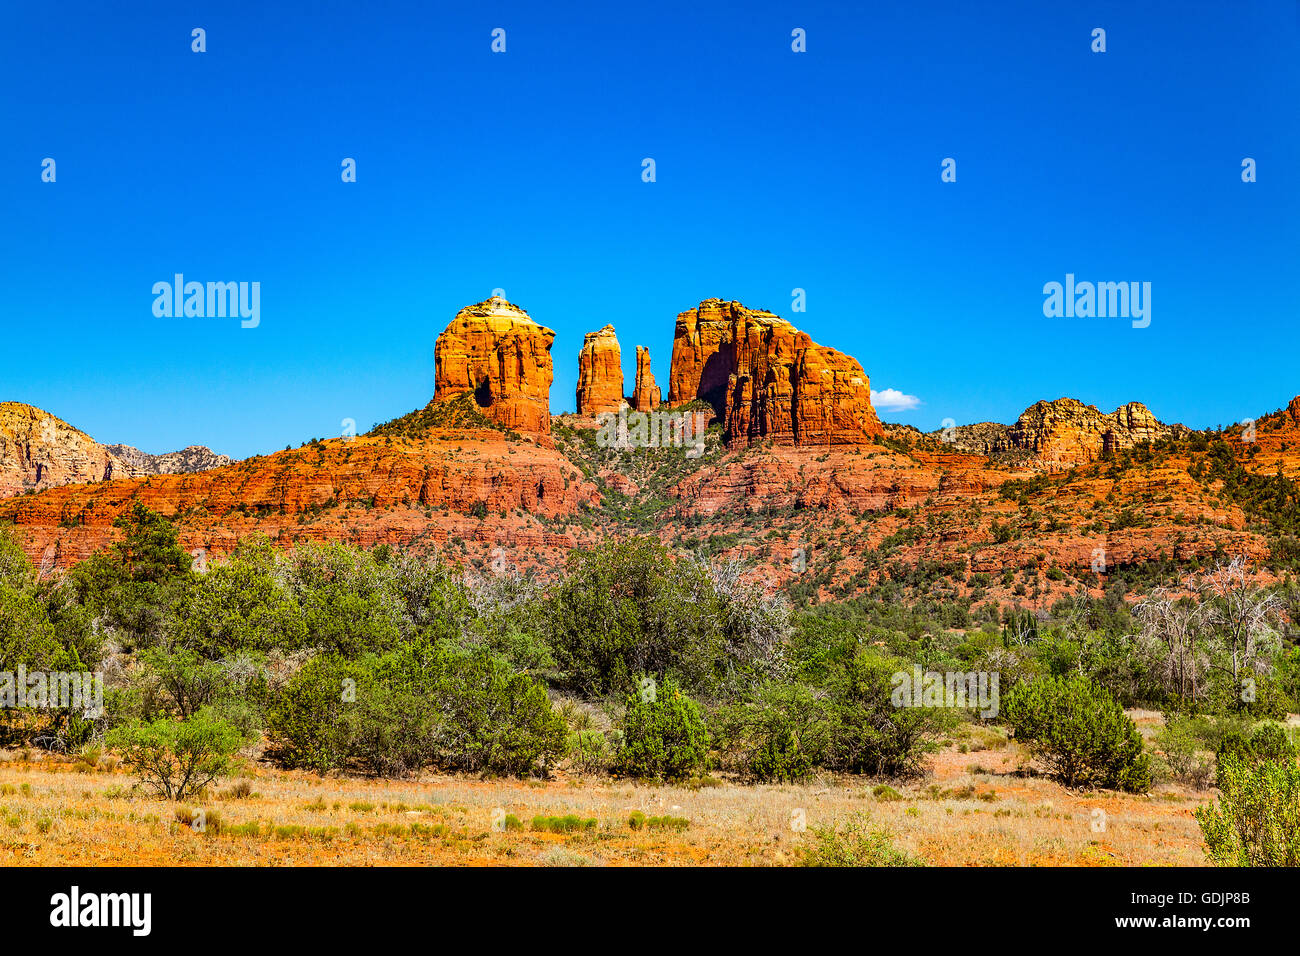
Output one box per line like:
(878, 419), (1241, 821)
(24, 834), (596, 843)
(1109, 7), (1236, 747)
(433, 296), (555, 436)
(667, 299), (883, 447)
(631, 346), (661, 412)
(575, 325), (624, 416)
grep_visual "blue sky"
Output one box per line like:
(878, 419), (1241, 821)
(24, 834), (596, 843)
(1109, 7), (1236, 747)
(3, 0), (1297, 458)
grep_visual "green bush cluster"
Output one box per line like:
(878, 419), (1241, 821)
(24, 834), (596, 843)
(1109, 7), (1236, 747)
(1197, 729), (1300, 866)
(1002, 675), (1151, 792)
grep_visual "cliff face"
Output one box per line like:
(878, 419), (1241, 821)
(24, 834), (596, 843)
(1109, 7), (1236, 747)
(631, 346), (661, 412)
(575, 325), (624, 416)
(433, 296), (555, 436)
(0, 402), (230, 499)
(102, 444), (233, 477)
(940, 398), (1182, 468)
(0, 432), (599, 569)
(667, 299), (883, 448)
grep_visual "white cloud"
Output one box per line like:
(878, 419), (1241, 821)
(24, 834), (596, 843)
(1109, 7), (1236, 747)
(871, 388), (922, 412)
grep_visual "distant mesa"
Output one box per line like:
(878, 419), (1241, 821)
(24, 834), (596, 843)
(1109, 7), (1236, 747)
(0, 401), (231, 499)
(666, 298), (884, 448)
(433, 295), (555, 436)
(936, 397), (1187, 468)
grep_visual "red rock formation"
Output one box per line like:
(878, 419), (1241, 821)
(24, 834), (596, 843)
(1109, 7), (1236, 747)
(631, 346), (661, 412)
(0, 402), (230, 499)
(575, 325), (624, 416)
(667, 299), (883, 448)
(0, 432), (598, 569)
(941, 398), (1184, 469)
(433, 296), (555, 436)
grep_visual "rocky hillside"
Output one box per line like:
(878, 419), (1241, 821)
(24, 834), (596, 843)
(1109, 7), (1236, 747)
(937, 397), (1186, 468)
(101, 444), (233, 477)
(2, 297), (1296, 612)
(0, 402), (230, 499)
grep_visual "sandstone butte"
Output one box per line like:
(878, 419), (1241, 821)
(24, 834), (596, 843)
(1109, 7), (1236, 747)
(2, 289), (1298, 608)
(433, 295), (555, 437)
(574, 324), (624, 416)
(0, 401), (230, 499)
(631, 346), (661, 412)
(939, 397), (1187, 469)
(666, 298), (884, 448)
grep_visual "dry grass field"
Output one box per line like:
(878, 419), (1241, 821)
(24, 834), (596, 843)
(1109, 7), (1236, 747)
(0, 712), (1228, 867)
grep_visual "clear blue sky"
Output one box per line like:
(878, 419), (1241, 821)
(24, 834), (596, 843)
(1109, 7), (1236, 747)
(3, 0), (1297, 458)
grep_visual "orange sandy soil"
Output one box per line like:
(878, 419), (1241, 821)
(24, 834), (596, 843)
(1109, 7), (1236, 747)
(0, 713), (1228, 867)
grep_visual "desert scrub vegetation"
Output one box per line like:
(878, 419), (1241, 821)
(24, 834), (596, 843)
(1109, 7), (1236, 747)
(105, 708), (246, 801)
(1196, 726), (1300, 866)
(1002, 676), (1151, 792)
(3, 491), (1297, 875)
(800, 816), (922, 867)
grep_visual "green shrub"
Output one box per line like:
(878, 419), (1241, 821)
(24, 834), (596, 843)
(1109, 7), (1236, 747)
(1215, 723), (1297, 782)
(545, 539), (726, 697)
(822, 652), (954, 777)
(711, 682), (823, 782)
(646, 815), (689, 831)
(269, 643), (566, 778)
(614, 675), (709, 780)
(1155, 717), (1213, 790)
(1002, 676), (1151, 792)
(530, 815), (597, 833)
(1197, 754), (1300, 866)
(267, 655), (367, 772)
(800, 816), (922, 867)
(106, 708), (245, 800)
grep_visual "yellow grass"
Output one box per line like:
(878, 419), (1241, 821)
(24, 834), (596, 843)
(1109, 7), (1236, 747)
(0, 725), (1216, 867)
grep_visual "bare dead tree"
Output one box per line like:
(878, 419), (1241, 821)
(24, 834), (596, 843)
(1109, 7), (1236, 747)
(1195, 555), (1281, 693)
